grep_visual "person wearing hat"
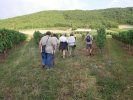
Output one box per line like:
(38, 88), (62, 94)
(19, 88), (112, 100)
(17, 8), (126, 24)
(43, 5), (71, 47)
(59, 33), (68, 59)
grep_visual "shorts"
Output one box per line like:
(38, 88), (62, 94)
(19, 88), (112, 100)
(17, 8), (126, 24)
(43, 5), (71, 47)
(86, 44), (92, 49)
(59, 42), (68, 51)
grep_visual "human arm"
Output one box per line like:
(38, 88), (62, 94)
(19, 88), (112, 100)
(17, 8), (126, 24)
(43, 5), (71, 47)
(39, 39), (42, 53)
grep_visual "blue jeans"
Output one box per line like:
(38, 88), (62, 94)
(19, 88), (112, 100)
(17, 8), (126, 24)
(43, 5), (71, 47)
(41, 52), (53, 68)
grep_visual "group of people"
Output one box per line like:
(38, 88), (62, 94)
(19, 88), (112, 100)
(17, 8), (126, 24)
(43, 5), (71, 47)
(39, 31), (93, 69)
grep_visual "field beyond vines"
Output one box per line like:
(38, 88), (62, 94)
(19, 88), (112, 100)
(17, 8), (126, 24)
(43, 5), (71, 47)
(0, 32), (133, 100)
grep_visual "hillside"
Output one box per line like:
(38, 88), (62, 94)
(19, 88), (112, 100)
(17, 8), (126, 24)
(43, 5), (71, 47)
(0, 7), (133, 29)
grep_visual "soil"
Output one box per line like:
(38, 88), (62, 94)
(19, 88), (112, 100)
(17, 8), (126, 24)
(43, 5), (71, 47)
(0, 53), (6, 62)
(19, 29), (71, 35)
(78, 42), (98, 56)
(122, 45), (133, 56)
(118, 25), (133, 29)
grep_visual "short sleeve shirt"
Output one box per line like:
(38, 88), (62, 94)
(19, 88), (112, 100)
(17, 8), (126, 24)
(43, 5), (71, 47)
(40, 35), (54, 54)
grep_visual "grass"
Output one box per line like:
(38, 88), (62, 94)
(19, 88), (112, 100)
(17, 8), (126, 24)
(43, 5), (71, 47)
(0, 35), (133, 100)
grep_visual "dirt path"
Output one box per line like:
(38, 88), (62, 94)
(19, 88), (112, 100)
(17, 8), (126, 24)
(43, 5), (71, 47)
(19, 29), (72, 35)
(19, 28), (92, 35)
(119, 25), (133, 29)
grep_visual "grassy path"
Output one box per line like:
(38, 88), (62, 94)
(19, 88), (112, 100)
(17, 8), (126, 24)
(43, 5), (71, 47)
(0, 36), (132, 100)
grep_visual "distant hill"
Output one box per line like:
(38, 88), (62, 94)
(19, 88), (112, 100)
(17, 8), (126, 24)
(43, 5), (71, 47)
(0, 7), (133, 29)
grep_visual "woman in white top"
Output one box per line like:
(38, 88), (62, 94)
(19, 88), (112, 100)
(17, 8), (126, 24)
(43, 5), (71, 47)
(68, 33), (76, 56)
(59, 33), (68, 59)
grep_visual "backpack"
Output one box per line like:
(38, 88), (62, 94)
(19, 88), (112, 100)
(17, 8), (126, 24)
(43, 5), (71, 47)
(86, 35), (91, 42)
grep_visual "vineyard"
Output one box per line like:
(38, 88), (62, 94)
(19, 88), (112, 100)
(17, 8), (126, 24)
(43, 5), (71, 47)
(112, 29), (133, 45)
(0, 27), (133, 99)
(0, 1), (133, 98)
(0, 29), (27, 54)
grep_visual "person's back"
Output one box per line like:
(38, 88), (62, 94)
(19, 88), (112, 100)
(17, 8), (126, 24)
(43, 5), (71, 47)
(68, 33), (76, 57)
(68, 36), (75, 46)
(52, 36), (58, 46)
(39, 31), (55, 69)
(40, 35), (53, 54)
(85, 33), (93, 56)
(59, 33), (68, 58)
(52, 34), (59, 53)
(85, 34), (93, 44)
(59, 35), (68, 42)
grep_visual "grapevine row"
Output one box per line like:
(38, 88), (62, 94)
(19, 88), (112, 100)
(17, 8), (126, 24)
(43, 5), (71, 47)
(0, 29), (27, 53)
(112, 30), (133, 45)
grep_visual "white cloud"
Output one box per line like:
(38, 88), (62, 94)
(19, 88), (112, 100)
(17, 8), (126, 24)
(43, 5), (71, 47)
(0, 0), (90, 19)
(0, 0), (132, 19)
(18, 0), (89, 10)
(113, 0), (126, 3)
(109, 0), (132, 7)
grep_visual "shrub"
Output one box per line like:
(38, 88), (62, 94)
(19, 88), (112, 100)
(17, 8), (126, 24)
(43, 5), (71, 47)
(33, 31), (42, 44)
(96, 27), (106, 53)
(0, 28), (27, 53)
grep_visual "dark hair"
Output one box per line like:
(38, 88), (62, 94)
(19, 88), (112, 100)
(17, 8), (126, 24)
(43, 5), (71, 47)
(46, 31), (51, 35)
(87, 32), (90, 34)
(65, 33), (67, 37)
(70, 33), (74, 36)
(53, 34), (56, 37)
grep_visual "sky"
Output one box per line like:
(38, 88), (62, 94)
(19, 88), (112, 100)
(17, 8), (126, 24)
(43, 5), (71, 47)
(0, 0), (133, 19)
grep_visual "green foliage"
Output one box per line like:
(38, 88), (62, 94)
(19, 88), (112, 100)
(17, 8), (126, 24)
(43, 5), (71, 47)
(33, 31), (42, 44)
(33, 31), (61, 44)
(112, 29), (133, 45)
(96, 27), (106, 52)
(0, 7), (132, 29)
(0, 29), (27, 53)
(54, 33), (61, 39)
(72, 26), (77, 30)
(80, 32), (86, 40)
(127, 20), (133, 25)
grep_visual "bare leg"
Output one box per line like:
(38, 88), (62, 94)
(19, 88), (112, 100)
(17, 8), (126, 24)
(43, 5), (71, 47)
(68, 46), (72, 56)
(63, 50), (66, 59)
(89, 44), (92, 56)
(86, 49), (89, 56)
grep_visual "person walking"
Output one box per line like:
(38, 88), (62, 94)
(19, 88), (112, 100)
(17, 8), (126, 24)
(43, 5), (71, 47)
(39, 31), (55, 69)
(68, 33), (76, 57)
(59, 33), (68, 59)
(85, 32), (93, 56)
(52, 33), (59, 53)
(52, 33), (59, 65)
